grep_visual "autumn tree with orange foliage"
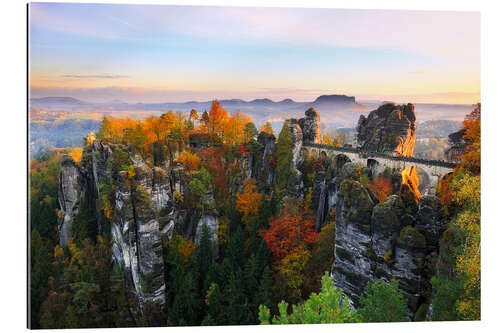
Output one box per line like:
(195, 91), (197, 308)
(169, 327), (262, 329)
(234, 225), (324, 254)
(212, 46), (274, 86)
(236, 179), (263, 229)
(259, 214), (318, 262)
(461, 103), (480, 175)
(367, 176), (393, 202)
(198, 147), (229, 203)
(207, 100), (229, 141)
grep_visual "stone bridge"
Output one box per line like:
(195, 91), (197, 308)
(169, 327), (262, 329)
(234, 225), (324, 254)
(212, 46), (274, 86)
(303, 143), (457, 190)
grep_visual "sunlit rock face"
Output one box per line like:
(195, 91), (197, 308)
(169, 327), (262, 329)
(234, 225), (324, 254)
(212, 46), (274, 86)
(328, 105), (446, 319)
(356, 103), (421, 200)
(356, 103), (417, 155)
(58, 155), (84, 247)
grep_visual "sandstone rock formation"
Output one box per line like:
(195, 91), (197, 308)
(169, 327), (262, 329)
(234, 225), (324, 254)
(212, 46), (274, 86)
(58, 155), (84, 247)
(445, 128), (468, 163)
(298, 107), (321, 144)
(111, 152), (167, 312)
(287, 119), (305, 169)
(57, 138), (196, 324)
(255, 132), (277, 189)
(356, 103), (417, 155)
(329, 171), (445, 317)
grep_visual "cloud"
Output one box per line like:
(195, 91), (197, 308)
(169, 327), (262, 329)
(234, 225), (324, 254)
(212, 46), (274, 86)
(29, 3), (479, 62)
(61, 74), (130, 79)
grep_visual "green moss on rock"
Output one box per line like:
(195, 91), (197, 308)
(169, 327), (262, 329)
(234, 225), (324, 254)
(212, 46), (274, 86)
(397, 226), (427, 248)
(372, 202), (400, 229)
(414, 303), (429, 321)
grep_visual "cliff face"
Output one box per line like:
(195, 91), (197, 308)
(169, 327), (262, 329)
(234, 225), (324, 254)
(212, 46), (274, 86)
(58, 155), (84, 247)
(57, 139), (207, 324)
(356, 103), (417, 155)
(111, 152), (167, 312)
(317, 104), (446, 319)
(330, 172), (444, 316)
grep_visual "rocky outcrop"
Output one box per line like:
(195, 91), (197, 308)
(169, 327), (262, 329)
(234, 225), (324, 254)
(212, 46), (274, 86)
(285, 107), (322, 169)
(298, 107), (321, 144)
(57, 138), (194, 324)
(356, 103), (417, 155)
(445, 128), (468, 163)
(90, 140), (114, 234)
(330, 177), (445, 317)
(111, 153), (167, 313)
(255, 132), (276, 189)
(331, 179), (378, 305)
(287, 119), (305, 169)
(58, 155), (84, 247)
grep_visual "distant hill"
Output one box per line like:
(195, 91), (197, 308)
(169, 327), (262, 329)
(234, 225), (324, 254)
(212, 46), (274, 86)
(29, 94), (367, 126)
(29, 94), (472, 126)
(30, 97), (88, 107)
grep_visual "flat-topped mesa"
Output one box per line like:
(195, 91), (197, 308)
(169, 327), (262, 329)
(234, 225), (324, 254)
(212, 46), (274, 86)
(356, 103), (417, 156)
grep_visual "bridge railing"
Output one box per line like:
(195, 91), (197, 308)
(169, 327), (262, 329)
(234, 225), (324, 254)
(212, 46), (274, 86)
(303, 143), (457, 169)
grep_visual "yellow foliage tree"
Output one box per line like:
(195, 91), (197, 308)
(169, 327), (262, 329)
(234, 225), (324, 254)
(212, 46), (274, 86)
(277, 246), (311, 297)
(176, 151), (201, 174)
(260, 122), (274, 135)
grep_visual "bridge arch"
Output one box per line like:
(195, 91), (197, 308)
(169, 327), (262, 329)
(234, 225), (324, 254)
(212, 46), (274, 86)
(416, 167), (431, 193)
(334, 154), (351, 169)
(367, 158), (381, 175)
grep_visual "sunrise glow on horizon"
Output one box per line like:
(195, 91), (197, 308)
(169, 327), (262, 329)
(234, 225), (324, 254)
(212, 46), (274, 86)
(29, 3), (480, 104)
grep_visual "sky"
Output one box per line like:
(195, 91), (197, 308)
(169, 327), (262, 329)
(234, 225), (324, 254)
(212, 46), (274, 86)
(29, 3), (480, 104)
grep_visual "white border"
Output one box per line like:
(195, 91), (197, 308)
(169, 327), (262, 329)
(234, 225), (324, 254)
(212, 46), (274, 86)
(2, 0), (499, 332)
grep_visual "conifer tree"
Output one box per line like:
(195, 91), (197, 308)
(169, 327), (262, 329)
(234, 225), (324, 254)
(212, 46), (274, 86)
(276, 120), (293, 190)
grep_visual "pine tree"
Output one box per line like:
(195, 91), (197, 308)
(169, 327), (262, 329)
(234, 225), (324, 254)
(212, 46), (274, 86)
(358, 279), (410, 322)
(198, 223), (215, 296)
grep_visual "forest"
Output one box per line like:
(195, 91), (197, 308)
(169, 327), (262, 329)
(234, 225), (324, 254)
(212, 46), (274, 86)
(29, 101), (481, 328)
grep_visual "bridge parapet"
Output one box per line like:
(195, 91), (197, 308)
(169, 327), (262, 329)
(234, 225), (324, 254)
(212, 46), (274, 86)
(303, 143), (457, 169)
